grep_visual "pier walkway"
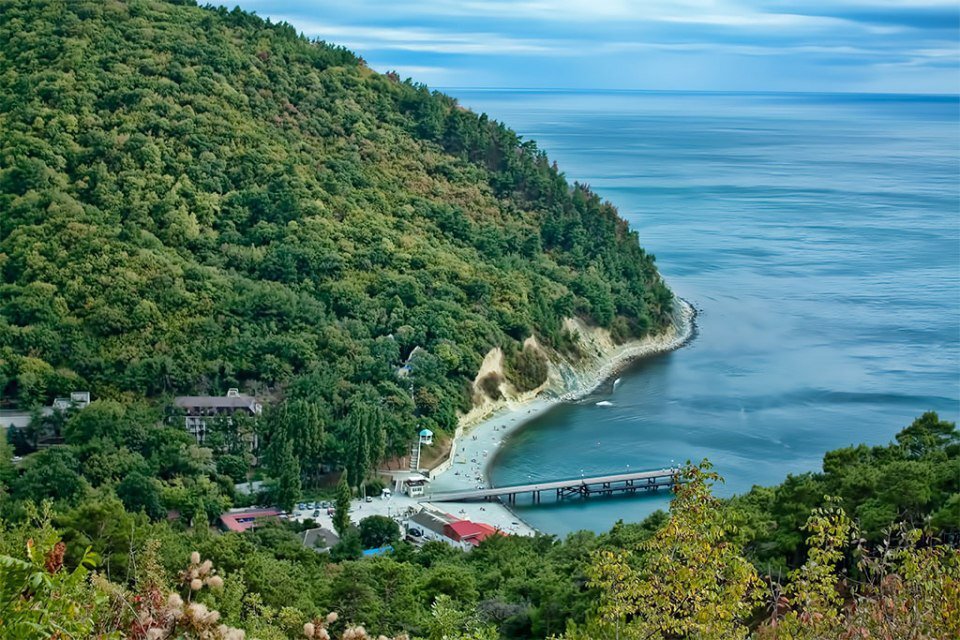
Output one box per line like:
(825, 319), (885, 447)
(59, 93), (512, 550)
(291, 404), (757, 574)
(425, 467), (679, 504)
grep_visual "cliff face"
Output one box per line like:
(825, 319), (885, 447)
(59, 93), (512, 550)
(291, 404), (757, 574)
(0, 0), (673, 465)
(461, 300), (695, 428)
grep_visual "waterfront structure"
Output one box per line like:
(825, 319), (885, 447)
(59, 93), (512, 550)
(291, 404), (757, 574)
(426, 467), (679, 504)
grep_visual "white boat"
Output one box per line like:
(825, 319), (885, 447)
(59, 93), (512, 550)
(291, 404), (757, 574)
(596, 400), (613, 407)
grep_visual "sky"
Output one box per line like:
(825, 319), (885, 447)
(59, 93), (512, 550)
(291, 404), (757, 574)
(232, 1), (959, 94)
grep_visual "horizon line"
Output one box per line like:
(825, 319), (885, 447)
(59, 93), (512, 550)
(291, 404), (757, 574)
(433, 86), (960, 98)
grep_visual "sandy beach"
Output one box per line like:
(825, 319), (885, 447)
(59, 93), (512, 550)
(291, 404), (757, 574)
(346, 299), (696, 537)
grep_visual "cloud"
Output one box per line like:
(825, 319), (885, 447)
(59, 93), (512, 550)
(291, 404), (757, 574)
(271, 17), (561, 54)
(363, 62), (456, 84)
(236, 0), (960, 94)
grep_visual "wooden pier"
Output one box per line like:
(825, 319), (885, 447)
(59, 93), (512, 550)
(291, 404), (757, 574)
(425, 467), (680, 504)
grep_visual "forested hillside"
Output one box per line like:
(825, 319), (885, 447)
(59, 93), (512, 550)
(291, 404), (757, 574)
(0, 0), (672, 471)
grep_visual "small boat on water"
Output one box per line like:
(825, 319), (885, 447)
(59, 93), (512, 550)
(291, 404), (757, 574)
(596, 400), (613, 407)
(612, 377), (622, 390)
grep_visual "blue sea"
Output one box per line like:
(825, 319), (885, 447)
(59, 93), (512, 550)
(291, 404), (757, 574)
(443, 89), (960, 536)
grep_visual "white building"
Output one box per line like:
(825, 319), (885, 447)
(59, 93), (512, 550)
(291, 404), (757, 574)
(51, 391), (91, 411)
(391, 471), (431, 498)
(405, 507), (463, 548)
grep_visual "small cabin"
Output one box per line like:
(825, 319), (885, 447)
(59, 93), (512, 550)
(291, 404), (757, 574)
(406, 478), (427, 497)
(393, 472), (430, 498)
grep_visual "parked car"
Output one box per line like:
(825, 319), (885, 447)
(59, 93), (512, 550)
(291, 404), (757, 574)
(312, 510), (320, 518)
(327, 507), (336, 515)
(320, 501), (330, 509)
(365, 496), (373, 503)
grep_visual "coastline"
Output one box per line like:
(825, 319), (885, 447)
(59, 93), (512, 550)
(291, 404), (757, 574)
(423, 298), (697, 535)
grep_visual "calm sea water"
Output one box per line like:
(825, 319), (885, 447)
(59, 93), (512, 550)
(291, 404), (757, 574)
(444, 89), (960, 536)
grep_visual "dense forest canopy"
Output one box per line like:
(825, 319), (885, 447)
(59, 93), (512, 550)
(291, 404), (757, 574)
(0, 412), (956, 639)
(0, 0), (673, 467)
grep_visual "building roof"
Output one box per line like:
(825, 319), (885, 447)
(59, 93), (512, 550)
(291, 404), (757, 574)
(219, 508), (280, 533)
(393, 472), (430, 482)
(444, 520), (502, 546)
(408, 509), (459, 535)
(174, 395), (260, 410)
(362, 545), (394, 557)
(302, 527), (339, 551)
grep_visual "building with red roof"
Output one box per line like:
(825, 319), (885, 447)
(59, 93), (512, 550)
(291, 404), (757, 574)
(443, 520), (502, 547)
(219, 507), (280, 533)
(404, 506), (506, 550)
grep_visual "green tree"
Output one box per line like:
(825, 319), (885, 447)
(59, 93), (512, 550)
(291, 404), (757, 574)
(358, 515), (400, 549)
(216, 453), (250, 483)
(272, 438), (301, 512)
(13, 447), (87, 505)
(333, 473), (352, 537)
(581, 462), (762, 640)
(56, 492), (147, 581)
(116, 472), (166, 521)
(273, 400), (326, 487)
(0, 433), (16, 491)
(0, 535), (107, 639)
(427, 594), (498, 640)
(161, 477), (229, 527)
(757, 504), (960, 640)
(330, 529), (363, 563)
(895, 410), (959, 458)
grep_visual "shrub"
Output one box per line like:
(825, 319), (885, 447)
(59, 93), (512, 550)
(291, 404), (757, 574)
(478, 372), (504, 400)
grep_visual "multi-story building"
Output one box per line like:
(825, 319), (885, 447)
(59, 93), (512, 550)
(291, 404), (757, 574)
(172, 388), (261, 448)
